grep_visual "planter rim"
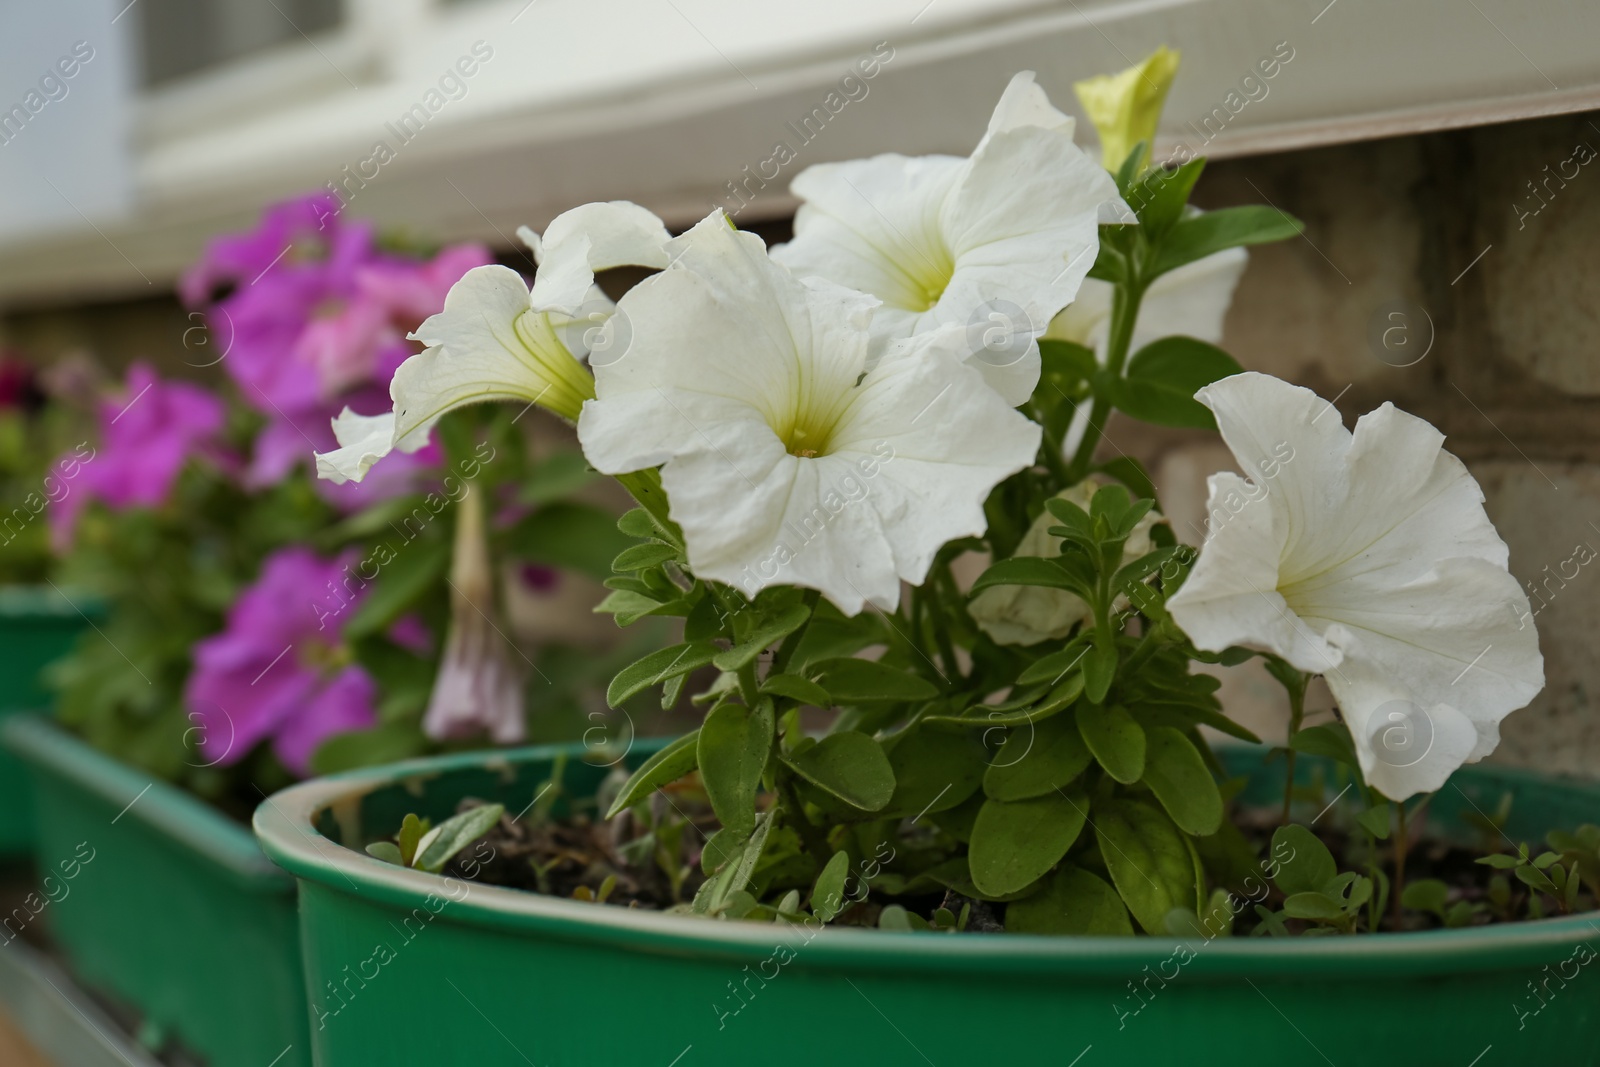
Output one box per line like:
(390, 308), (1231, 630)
(0, 584), (105, 618)
(255, 739), (1600, 979)
(5, 715), (290, 888)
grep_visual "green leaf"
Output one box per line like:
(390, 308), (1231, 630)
(516, 450), (594, 506)
(414, 804), (504, 873)
(1016, 639), (1091, 687)
(1401, 878), (1449, 917)
(617, 507), (659, 539)
(760, 672), (833, 708)
(593, 588), (670, 627)
(1037, 339), (1098, 381)
(342, 538), (450, 640)
(1109, 337), (1243, 430)
(1083, 639), (1117, 704)
(693, 812), (773, 916)
(1151, 205), (1303, 277)
(1141, 727), (1223, 835)
(712, 603), (811, 672)
(882, 728), (986, 818)
(1094, 456), (1158, 502)
(1290, 722), (1361, 772)
(1076, 702), (1145, 784)
(398, 812), (426, 867)
(309, 720), (427, 775)
(1270, 824), (1337, 896)
(780, 732), (895, 811)
(1132, 157), (1206, 234)
(605, 730), (701, 817)
(968, 557), (1087, 598)
(1355, 805), (1392, 840)
(508, 501), (632, 581)
(365, 842), (403, 865)
(968, 789), (1089, 897)
(810, 851), (851, 922)
(698, 701), (774, 837)
(808, 658), (938, 704)
(1095, 798), (1202, 934)
(606, 642), (719, 707)
(983, 710), (1092, 802)
(612, 543), (677, 572)
(1004, 865), (1133, 935)
(1282, 891), (1345, 922)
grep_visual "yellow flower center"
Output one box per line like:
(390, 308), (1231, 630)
(899, 238), (955, 312)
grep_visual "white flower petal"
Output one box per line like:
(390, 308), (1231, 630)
(1196, 371), (1350, 567)
(773, 72), (1119, 407)
(314, 409), (422, 485)
(1167, 472), (1342, 673)
(1168, 372), (1544, 800)
(401, 264), (594, 441)
(979, 70), (1075, 144)
(526, 201), (672, 316)
(579, 212), (1038, 614)
(774, 153), (966, 333)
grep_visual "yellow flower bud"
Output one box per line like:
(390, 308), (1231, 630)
(1073, 47), (1181, 175)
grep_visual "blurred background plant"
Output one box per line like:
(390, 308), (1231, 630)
(36, 194), (657, 816)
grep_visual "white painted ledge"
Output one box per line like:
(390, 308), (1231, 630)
(1, 0), (1595, 306)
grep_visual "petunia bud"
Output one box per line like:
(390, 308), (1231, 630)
(422, 485), (527, 744)
(1073, 47), (1181, 176)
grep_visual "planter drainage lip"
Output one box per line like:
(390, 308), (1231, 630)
(256, 739), (1600, 981)
(4, 716), (289, 888)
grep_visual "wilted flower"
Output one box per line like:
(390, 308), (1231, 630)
(422, 486), (527, 743)
(969, 477), (1159, 646)
(1166, 372), (1544, 800)
(577, 212), (1040, 614)
(49, 362), (227, 550)
(316, 201), (671, 484)
(772, 71), (1121, 405)
(185, 547), (378, 775)
(1073, 46), (1181, 174)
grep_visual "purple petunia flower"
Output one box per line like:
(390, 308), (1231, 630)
(49, 362), (227, 550)
(181, 192), (491, 507)
(185, 546), (378, 776)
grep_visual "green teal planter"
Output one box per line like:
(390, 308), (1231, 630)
(256, 741), (1600, 1067)
(0, 585), (102, 855)
(3, 716), (310, 1067)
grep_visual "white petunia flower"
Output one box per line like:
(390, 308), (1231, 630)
(968, 477), (1159, 646)
(771, 71), (1122, 407)
(316, 201), (671, 484)
(1045, 243), (1248, 455)
(1166, 372), (1544, 801)
(577, 212), (1042, 615)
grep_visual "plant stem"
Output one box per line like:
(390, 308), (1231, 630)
(614, 468), (680, 541)
(925, 560), (962, 685)
(1280, 672), (1308, 825)
(777, 774), (831, 859)
(1065, 278), (1146, 483)
(771, 588), (821, 674)
(1392, 801), (1408, 931)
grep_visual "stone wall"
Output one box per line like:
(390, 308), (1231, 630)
(3, 113), (1596, 774)
(1150, 109), (1600, 775)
